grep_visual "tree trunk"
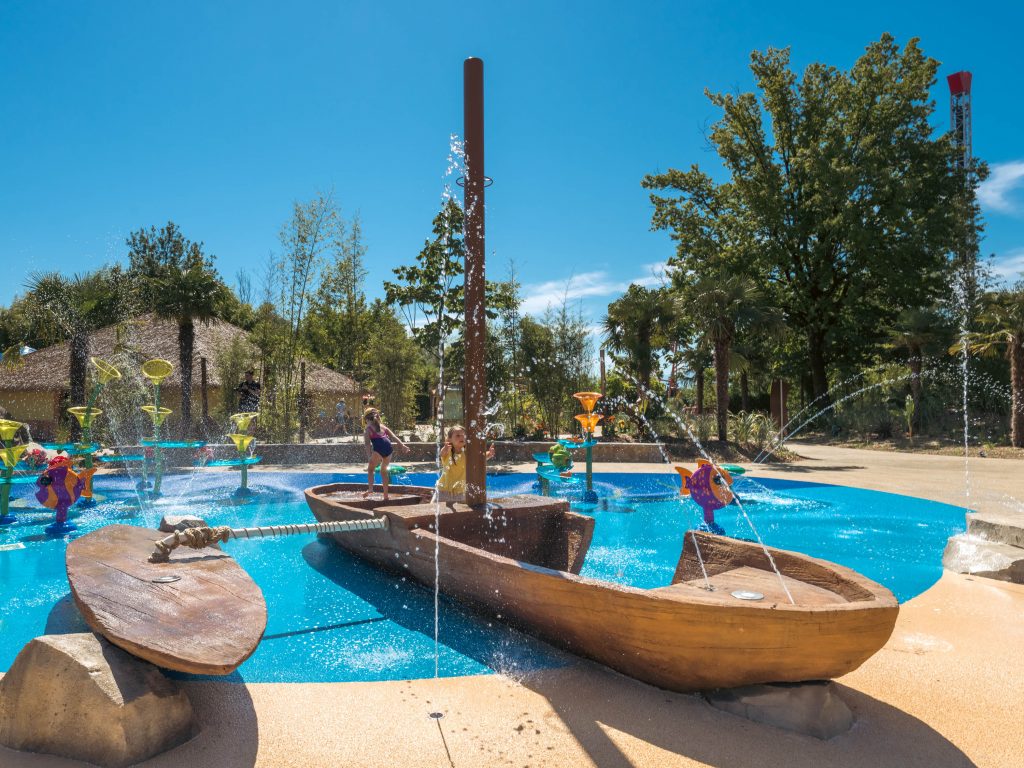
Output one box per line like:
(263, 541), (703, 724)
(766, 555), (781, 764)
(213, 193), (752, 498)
(179, 320), (194, 439)
(807, 328), (830, 402)
(695, 369), (705, 416)
(908, 349), (923, 435)
(714, 340), (729, 441)
(68, 330), (89, 439)
(1011, 336), (1024, 449)
(740, 370), (750, 412)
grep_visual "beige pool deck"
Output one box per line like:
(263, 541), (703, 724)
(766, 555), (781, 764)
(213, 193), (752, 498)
(3, 443), (1023, 767)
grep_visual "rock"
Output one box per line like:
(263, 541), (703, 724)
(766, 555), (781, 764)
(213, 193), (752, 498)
(704, 680), (853, 740)
(966, 511), (1024, 549)
(943, 534), (1024, 584)
(0, 633), (194, 767)
(159, 514), (208, 533)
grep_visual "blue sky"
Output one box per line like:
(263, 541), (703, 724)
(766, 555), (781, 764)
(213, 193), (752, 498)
(2, 1), (1022, 335)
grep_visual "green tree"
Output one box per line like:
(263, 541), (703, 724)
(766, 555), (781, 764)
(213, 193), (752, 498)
(886, 307), (949, 434)
(24, 268), (132, 435)
(126, 222), (225, 437)
(644, 35), (970, 400)
(384, 199), (513, 365)
(152, 264), (226, 436)
(362, 301), (423, 430)
(679, 274), (782, 440)
(964, 285), (1024, 447)
(305, 214), (370, 375)
(601, 285), (674, 400)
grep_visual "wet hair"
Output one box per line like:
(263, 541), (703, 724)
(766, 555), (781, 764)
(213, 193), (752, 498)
(446, 425), (466, 441)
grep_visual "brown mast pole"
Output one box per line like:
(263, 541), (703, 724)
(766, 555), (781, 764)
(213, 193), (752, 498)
(463, 56), (487, 507)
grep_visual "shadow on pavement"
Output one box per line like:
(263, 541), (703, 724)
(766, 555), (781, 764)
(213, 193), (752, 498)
(518, 665), (977, 768)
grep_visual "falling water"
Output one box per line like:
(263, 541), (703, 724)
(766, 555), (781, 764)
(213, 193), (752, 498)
(430, 134), (465, 678)
(623, 383), (795, 604)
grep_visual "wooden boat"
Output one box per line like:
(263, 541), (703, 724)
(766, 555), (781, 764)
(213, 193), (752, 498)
(66, 524), (267, 675)
(305, 483), (899, 692)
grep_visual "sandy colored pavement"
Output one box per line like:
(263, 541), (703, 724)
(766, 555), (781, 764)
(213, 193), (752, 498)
(3, 443), (1023, 768)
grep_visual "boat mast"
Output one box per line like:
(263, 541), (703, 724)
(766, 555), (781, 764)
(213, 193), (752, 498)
(463, 56), (487, 507)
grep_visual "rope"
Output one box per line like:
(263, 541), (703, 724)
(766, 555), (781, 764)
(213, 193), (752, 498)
(149, 518), (389, 562)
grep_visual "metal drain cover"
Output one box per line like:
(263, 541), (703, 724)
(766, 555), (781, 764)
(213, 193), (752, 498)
(731, 590), (764, 601)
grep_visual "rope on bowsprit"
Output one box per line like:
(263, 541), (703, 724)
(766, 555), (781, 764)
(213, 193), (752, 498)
(149, 518), (389, 562)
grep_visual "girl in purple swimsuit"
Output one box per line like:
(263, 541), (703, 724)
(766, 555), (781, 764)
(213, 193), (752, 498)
(362, 407), (409, 500)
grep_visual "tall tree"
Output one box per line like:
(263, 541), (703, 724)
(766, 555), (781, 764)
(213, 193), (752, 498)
(24, 268), (132, 436)
(385, 199), (512, 364)
(965, 285), (1024, 447)
(602, 285), (674, 398)
(305, 214), (370, 375)
(644, 35), (969, 399)
(152, 265), (226, 436)
(886, 307), (949, 434)
(679, 274), (782, 440)
(126, 222), (224, 436)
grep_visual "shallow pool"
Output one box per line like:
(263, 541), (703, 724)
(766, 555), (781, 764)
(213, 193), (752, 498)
(0, 471), (966, 682)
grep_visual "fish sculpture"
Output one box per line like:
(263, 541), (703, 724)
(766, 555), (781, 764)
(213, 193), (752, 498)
(36, 455), (95, 534)
(674, 459), (734, 535)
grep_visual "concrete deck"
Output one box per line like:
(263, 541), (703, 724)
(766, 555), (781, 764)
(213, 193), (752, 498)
(4, 443), (1023, 767)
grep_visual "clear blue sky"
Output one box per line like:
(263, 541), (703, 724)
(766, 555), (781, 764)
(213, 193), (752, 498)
(2, 1), (1022, 332)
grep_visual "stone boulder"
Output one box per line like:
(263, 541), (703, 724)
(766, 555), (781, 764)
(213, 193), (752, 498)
(943, 534), (1024, 584)
(0, 633), (194, 767)
(704, 680), (853, 740)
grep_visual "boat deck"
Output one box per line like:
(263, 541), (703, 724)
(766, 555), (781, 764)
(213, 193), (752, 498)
(666, 565), (851, 606)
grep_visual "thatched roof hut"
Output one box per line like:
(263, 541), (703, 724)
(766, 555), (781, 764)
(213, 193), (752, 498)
(0, 314), (361, 438)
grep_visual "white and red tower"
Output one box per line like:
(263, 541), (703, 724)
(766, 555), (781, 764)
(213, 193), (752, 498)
(947, 71), (973, 170)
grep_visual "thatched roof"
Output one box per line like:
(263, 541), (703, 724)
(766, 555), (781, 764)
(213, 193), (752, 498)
(0, 313), (360, 395)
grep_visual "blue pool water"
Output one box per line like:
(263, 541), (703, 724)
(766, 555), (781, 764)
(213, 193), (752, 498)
(0, 471), (967, 682)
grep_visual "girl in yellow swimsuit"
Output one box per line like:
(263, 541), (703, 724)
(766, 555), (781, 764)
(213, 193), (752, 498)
(437, 425), (495, 503)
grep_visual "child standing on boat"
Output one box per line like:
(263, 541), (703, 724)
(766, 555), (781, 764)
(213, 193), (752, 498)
(362, 408), (409, 500)
(437, 425), (495, 503)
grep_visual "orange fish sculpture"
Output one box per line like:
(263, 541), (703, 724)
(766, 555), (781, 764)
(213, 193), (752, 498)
(36, 455), (95, 535)
(674, 459), (734, 535)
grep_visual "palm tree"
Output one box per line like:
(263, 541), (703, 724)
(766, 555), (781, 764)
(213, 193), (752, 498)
(964, 286), (1024, 447)
(25, 269), (131, 436)
(679, 345), (712, 415)
(679, 275), (782, 441)
(601, 285), (674, 397)
(153, 264), (226, 438)
(887, 307), (948, 435)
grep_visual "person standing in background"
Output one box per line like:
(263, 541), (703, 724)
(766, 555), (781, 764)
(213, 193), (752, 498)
(236, 370), (261, 412)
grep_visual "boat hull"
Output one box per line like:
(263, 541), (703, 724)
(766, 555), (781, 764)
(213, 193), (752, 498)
(306, 484), (899, 692)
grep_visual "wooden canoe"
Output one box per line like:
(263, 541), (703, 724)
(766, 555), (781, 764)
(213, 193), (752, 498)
(305, 483), (899, 692)
(66, 524), (267, 675)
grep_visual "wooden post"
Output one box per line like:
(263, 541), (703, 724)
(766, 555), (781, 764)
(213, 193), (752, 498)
(463, 57), (487, 507)
(299, 361), (307, 444)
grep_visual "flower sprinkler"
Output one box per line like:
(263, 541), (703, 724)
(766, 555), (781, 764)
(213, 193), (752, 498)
(572, 392), (603, 504)
(198, 412), (263, 498)
(0, 419), (27, 525)
(140, 359), (174, 497)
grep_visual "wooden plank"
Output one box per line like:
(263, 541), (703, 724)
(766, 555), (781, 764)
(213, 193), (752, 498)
(66, 524), (267, 675)
(664, 566), (848, 607)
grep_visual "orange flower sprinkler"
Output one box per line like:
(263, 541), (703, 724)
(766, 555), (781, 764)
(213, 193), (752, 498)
(572, 392), (603, 503)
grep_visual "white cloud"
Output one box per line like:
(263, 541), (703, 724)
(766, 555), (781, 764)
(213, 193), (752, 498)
(978, 161), (1024, 214)
(991, 249), (1024, 285)
(632, 261), (669, 288)
(520, 270), (627, 315)
(520, 263), (671, 315)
